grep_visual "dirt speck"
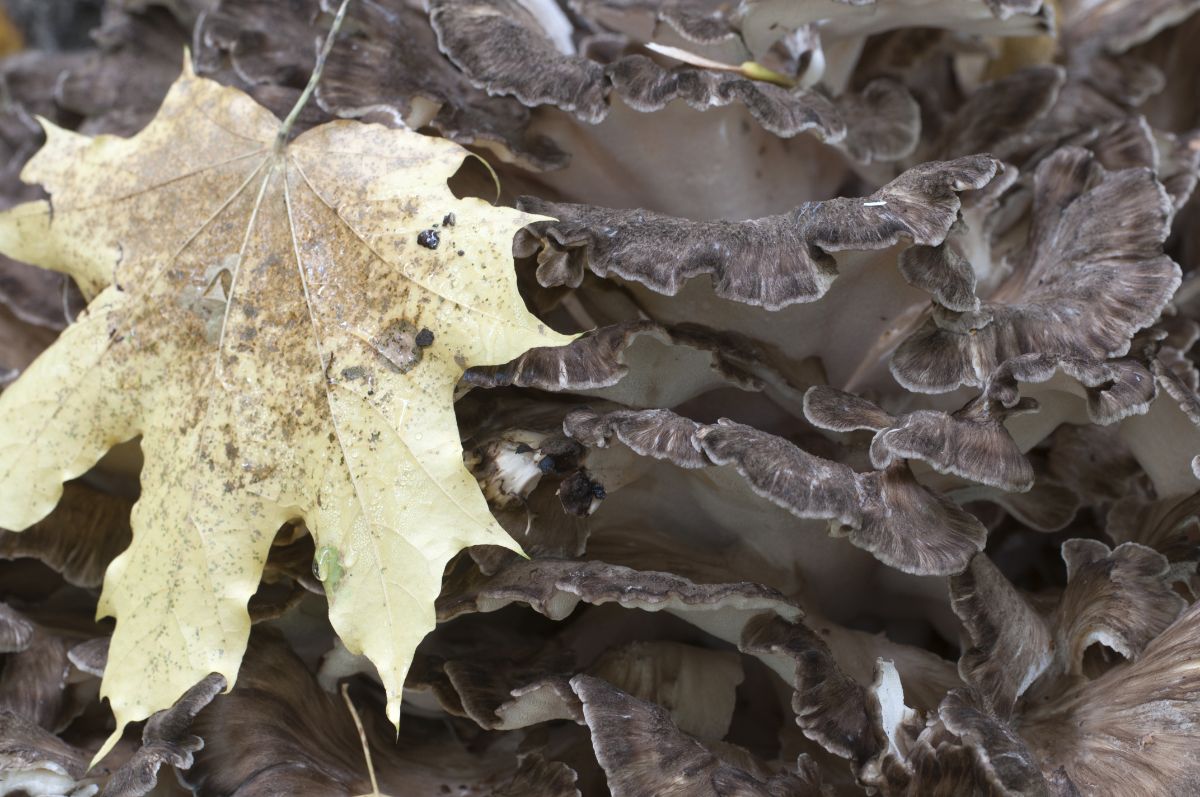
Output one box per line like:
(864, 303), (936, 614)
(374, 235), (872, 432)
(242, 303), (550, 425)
(417, 229), (440, 249)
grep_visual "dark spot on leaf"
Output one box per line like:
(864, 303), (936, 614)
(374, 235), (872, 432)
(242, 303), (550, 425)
(372, 319), (423, 373)
(442, 213), (456, 227)
(415, 328), (434, 347)
(417, 229), (440, 249)
(457, 250), (464, 257)
(341, 366), (367, 381)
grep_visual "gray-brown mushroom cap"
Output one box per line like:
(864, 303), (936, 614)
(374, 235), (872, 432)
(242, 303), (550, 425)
(195, 0), (317, 89)
(835, 78), (922, 163)
(870, 400), (1037, 493)
(739, 613), (885, 769)
(984, 352), (1158, 426)
(517, 154), (999, 310)
(950, 541), (1187, 719)
(568, 0), (742, 48)
(1105, 488), (1200, 564)
(560, 405), (989, 574)
(734, 0), (1053, 74)
(0, 613), (71, 732)
(571, 674), (824, 797)
(564, 407), (707, 468)
(1055, 539), (1188, 672)
(1063, 0), (1200, 54)
(0, 483), (132, 589)
(0, 710), (90, 793)
(101, 673), (225, 797)
(495, 755), (582, 797)
(892, 147), (1180, 393)
(802, 383), (898, 433)
(184, 630), (564, 797)
(429, 0), (852, 141)
(436, 556), (803, 633)
(438, 638), (746, 741)
(463, 320), (801, 411)
(67, 637), (110, 678)
(0, 260), (74, 330)
(603, 53), (846, 140)
(1019, 598), (1200, 794)
(930, 64), (1065, 161)
(936, 688), (1055, 795)
(0, 603), (33, 654)
(1047, 423), (1145, 503)
(430, 0), (608, 123)
(949, 553), (1053, 715)
(52, 7), (187, 137)
(896, 242), (979, 314)
(804, 385), (1036, 492)
(314, 0), (570, 171)
(697, 419), (988, 574)
(956, 477), (1082, 533)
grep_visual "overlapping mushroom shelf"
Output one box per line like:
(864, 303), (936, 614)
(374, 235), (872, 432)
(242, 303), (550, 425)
(3, 0), (1200, 795)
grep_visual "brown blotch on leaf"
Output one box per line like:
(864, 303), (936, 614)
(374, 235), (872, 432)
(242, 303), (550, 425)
(371, 319), (425, 374)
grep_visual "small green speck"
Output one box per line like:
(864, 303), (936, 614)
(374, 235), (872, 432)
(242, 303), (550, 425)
(314, 546), (344, 592)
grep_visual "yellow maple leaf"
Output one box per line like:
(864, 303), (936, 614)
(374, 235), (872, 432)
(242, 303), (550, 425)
(0, 54), (571, 754)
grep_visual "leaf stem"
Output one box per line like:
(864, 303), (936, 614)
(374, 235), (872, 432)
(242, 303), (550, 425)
(341, 683), (382, 797)
(276, 0), (352, 150)
(643, 42), (796, 88)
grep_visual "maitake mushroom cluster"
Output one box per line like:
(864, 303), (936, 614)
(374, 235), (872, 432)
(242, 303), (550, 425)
(3, 0), (1200, 794)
